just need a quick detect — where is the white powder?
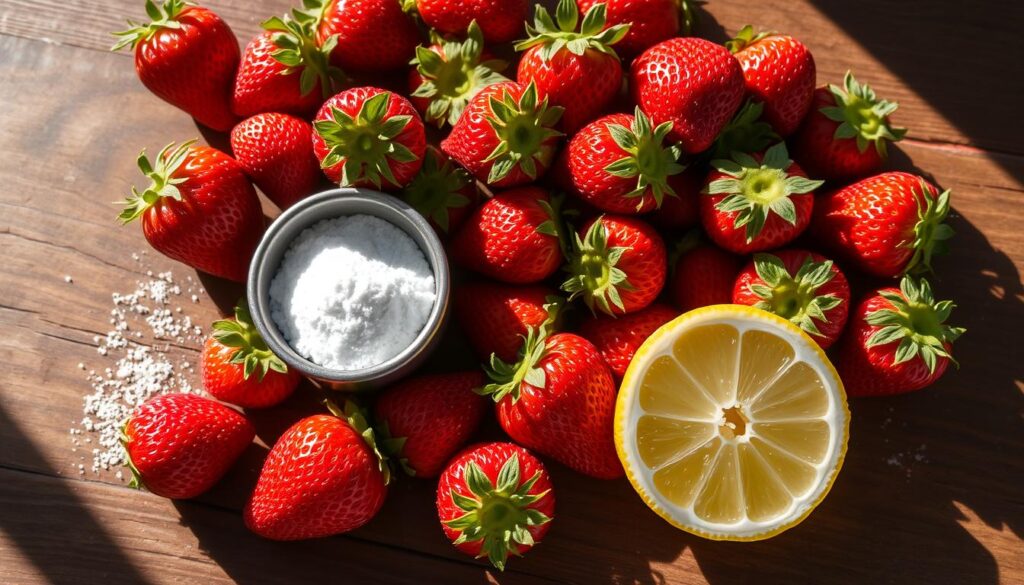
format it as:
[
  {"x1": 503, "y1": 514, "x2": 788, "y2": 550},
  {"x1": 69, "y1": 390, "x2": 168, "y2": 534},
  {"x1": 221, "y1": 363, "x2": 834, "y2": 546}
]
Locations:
[{"x1": 269, "y1": 214, "x2": 436, "y2": 370}]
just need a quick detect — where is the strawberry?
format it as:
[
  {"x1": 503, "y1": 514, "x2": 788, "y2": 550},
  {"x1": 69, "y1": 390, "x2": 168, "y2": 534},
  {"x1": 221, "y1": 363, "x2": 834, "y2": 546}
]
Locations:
[
  {"x1": 441, "y1": 81, "x2": 563, "y2": 188},
  {"x1": 837, "y1": 277, "x2": 964, "y2": 397},
  {"x1": 400, "y1": 147, "x2": 479, "y2": 235},
  {"x1": 630, "y1": 37, "x2": 745, "y2": 154},
  {"x1": 449, "y1": 187, "x2": 564, "y2": 284},
  {"x1": 312, "y1": 87, "x2": 426, "y2": 189},
  {"x1": 454, "y1": 282, "x2": 562, "y2": 362},
  {"x1": 311, "y1": 0, "x2": 421, "y2": 73},
  {"x1": 373, "y1": 372, "x2": 487, "y2": 477},
  {"x1": 700, "y1": 142, "x2": 822, "y2": 254},
  {"x1": 481, "y1": 329, "x2": 622, "y2": 479},
  {"x1": 122, "y1": 394, "x2": 254, "y2": 499},
  {"x1": 230, "y1": 113, "x2": 322, "y2": 210},
  {"x1": 645, "y1": 168, "x2": 701, "y2": 230},
  {"x1": 201, "y1": 300, "x2": 301, "y2": 409},
  {"x1": 119, "y1": 141, "x2": 264, "y2": 282},
  {"x1": 232, "y1": 11, "x2": 342, "y2": 119},
  {"x1": 577, "y1": 0, "x2": 696, "y2": 57},
  {"x1": 669, "y1": 232, "x2": 742, "y2": 312},
  {"x1": 557, "y1": 108, "x2": 685, "y2": 214},
  {"x1": 732, "y1": 250, "x2": 850, "y2": 349},
  {"x1": 245, "y1": 401, "x2": 389, "y2": 540},
  {"x1": 408, "y1": 23, "x2": 509, "y2": 128},
  {"x1": 515, "y1": 0, "x2": 630, "y2": 134},
  {"x1": 436, "y1": 442, "x2": 554, "y2": 570},
  {"x1": 412, "y1": 0, "x2": 530, "y2": 44},
  {"x1": 792, "y1": 72, "x2": 907, "y2": 180},
  {"x1": 563, "y1": 215, "x2": 667, "y2": 315},
  {"x1": 811, "y1": 172, "x2": 953, "y2": 277},
  {"x1": 726, "y1": 26, "x2": 816, "y2": 137},
  {"x1": 112, "y1": 0, "x2": 239, "y2": 132},
  {"x1": 578, "y1": 303, "x2": 678, "y2": 378}
]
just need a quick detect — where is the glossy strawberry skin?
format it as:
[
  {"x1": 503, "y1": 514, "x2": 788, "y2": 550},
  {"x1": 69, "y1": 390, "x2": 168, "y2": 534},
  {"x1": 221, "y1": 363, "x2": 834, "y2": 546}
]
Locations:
[
  {"x1": 581, "y1": 215, "x2": 667, "y2": 314},
  {"x1": 437, "y1": 442, "x2": 555, "y2": 558},
  {"x1": 733, "y1": 34, "x2": 816, "y2": 137},
  {"x1": 811, "y1": 172, "x2": 937, "y2": 277},
  {"x1": 838, "y1": 290, "x2": 951, "y2": 396},
  {"x1": 316, "y1": 0, "x2": 421, "y2": 72},
  {"x1": 131, "y1": 6, "x2": 239, "y2": 132},
  {"x1": 374, "y1": 372, "x2": 487, "y2": 478},
  {"x1": 232, "y1": 33, "x2": 325, "y2": 119},
  {"x1": 124, "y1": 394, "x2": 254, "y2": 499},
  {"x1": 732, "y1": 249, "x2": 850, "y2": 349},
  {"x1": 670, "y1": 244, "x2": 742, "y2": 312},
  {"x1": 245, "y1": 414, "x2": 387, "y2": 541},
  {"x1": 578, "y1": 303, "x2": 678, "y2": 378},
  {"x1": 792, "y1": 87, "x2": 883, "y2": 180},
  {"x1": 517, "y1": 47, "x2": 622, "y2": 135},
  {"x1": 449, "y1": 187, "x2": 563, "y2": 284},
  {"x1": 630, "y1": 38, "x2": 745, "y2": 153},
  {"x1": 139, "y1": 145, "x2": 264, "y2": 282},
  {"x1": 311, "y1": 87, "x2": 426, "y2": 188},
  {"x1": 200, "y1": 336, "x2": 302, "y2": 409},
  {"x1": 496, "y1": 333, "x2": 623, "y2": 479},
  {"x1": 577, "y1": 0, "x2": 680, "y2": 57},
  {"x1": 455, "y1": 281, "x2": 555, "y2": 362},
  {"x1": 416, "y1": 0, "x2": 528, "y2": 44},
  {"x1": 230, "y1": 113, "x2": 322, "y2": 210}
]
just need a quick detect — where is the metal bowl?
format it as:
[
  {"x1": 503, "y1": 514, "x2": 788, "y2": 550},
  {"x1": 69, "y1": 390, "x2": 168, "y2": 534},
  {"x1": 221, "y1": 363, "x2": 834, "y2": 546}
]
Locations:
[{"x1": 246, "y1": 188, "x2": 450, "y2": 392}]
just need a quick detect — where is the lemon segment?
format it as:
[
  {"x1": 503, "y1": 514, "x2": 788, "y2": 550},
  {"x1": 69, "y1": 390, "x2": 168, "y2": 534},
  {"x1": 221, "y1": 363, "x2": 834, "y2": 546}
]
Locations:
[{"x1": 615, "y1": 305, "x2": 849, "y2": 541}]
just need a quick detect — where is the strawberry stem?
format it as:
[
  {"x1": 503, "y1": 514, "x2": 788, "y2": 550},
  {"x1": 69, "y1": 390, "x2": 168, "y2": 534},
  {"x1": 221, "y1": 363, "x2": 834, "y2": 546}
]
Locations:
[
  {"x1": 212, "y1": 299, "x2": 288, "y2": 382},
  {"x1": 514, "y1": 0, "x2": 630, "y2": 61},
  {"x1": 111, "y1": 0, "x2": 188, "y2": 52},
  {"x1": 400, "y1": 148, "x2": 473, "y2": 233},
  {"x1": 479, "y1": 328, "x2": 548, "y2": 403},
  {"x1": 263, "y1": 10, "x2": 345, "y2": 99},
  {"x1": 820, "y1": 71, "x2": 907, "y2": 156},
  {"x1": 603, "y1": 107, "x2": 685, "y2": 209},
  {"x1": 118, "y1": 140, "x2": 195, "y2": 224},
  {"x1": 905, "y1": 180, "x2": 954, "y2": 275},
  {"x1": 748, "y1": 253, "x2": 842, "y2": 338},
  {"x1": 561, "y1": 218, "x2": 635, "y2": 315},
  {"x1": 324, "y1": 399, "x2": 393, "y2": 485},
  {"x1": 482, "y1": 82, "x2": 563, "y2": 184}
]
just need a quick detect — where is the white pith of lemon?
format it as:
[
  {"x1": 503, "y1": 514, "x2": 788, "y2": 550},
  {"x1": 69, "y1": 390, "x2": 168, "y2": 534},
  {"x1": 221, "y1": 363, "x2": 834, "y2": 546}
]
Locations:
[{"x1": 614, "y1": 305, "x2": 850, "y2": 541}]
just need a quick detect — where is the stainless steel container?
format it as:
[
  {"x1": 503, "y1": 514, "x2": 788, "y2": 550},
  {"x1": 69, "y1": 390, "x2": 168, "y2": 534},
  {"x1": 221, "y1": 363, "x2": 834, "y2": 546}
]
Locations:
[{"x1": 246, "y1": 188, "x2": 450, "y2": 392}]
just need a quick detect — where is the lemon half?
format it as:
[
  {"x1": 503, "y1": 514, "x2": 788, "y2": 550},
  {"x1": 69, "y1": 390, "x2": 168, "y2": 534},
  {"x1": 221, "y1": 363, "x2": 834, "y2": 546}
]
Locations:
[{"x1": 614, "y1": 305, "x2": 849, "y2": 541}]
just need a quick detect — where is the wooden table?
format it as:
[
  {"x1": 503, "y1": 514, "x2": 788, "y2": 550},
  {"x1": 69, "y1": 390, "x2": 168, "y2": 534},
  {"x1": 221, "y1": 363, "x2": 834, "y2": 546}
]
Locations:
[{"x1": 2, "y1": 1, "x2": 1022, "y2": 583}]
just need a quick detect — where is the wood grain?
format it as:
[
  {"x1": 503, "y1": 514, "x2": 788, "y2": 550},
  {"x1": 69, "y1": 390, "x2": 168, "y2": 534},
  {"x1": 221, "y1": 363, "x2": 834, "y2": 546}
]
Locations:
[{"x1": 0, "y1": 1, "x2": 1022, "y2": 583}]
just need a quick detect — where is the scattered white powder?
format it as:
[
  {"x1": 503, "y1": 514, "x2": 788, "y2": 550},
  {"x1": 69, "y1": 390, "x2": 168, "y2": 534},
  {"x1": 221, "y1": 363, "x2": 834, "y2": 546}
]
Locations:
[
  {"x1": 885, "y1": 444, "x2": 929, "y2": 479},
  {"x1": 269, "y1": 214, "x2": 436, "y2": 371}
]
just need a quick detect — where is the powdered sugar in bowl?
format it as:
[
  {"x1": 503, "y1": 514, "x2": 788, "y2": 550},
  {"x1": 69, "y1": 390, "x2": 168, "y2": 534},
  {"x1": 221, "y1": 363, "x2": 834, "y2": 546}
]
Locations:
[{"x1": 247, "y1": 188, "x2": 450, "y2": 391}]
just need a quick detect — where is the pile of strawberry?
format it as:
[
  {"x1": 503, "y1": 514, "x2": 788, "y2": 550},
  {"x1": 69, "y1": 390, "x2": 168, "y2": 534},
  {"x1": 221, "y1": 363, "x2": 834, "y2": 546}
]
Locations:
[{"x1": 112, "y1": 0, "x2": 965, "y2": 571}]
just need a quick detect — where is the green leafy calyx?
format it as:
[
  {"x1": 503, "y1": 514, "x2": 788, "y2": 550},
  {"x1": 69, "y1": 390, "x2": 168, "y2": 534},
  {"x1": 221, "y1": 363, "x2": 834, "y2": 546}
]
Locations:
[
  {"x1": 822, "y1": 71, "x2": 907, "y2": 156},
  {"x1": 705, "y1": 142, "x2": 823, "y2": 242},
  {"x1": 904, "y1": 180, "x2": 954, "y2": 275},
  {"x1": 262, "y1": 10, "x2": 344, "y2": 99},
  {"x1": 514, "y1": 0, "x2": 630, "y2": 61},
  {"x1": 561, "y1": 218, "x2": 635, "y2": 315},
  {"x1": 711, "y1": 100, "x2": 780, "y2": 159},
  {"x1": 603, "y1": 107, "x2": 686, "y2": 209},
  {"x1": 865, "y1": 276, "x2": 965, "y2": 372},
  {"x1": 118, "y1": 140, "x2": 194, "y2": 223},
  {"x1": 483, "y1": 82, "x2": 563, "y2": 184},
  {"x1": 325, "y1": 399, "x2": 393, "y2": 485},
  {"x1": 724, "y1": 24, "x2": 772, "y2": 53},
  {"x1": 401, "y1": 149, "x2": 474, "y2": 233},
  {"x1": 119, "y1": 420, "x2": 145, "y2": 490},
  {"x1": 479, "y1": 327, "x2": 549, "y2": 404},
  {"x1": 212, "y1": 299, "x2": 288, "y2": 382},
  {"x1": 111, "y1": 0, "x2": 190, "y2": 52},
  {"x1": 748, "y1": 254, "x2": 842, "y2": 338}
]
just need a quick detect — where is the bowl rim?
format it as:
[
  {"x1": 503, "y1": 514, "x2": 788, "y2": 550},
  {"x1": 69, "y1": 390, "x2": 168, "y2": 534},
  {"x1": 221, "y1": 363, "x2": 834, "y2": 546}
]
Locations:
[{"x1": 245, "y1": 187, "x2": 450, "y2": 384}]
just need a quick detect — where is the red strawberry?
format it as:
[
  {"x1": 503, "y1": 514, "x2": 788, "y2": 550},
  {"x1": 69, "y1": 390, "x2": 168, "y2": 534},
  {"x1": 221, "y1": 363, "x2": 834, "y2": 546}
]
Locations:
[
  {"x1": 112, "y1": 0, "x2": 239, "y2": 132},
  {"x1": 119, "y1": 141, "x2": 264, "y2": 282},
  {"x1": 577, "y1": 0, "x2": 696, "y2": 57},
  {"x1": 201, "y1": 300, "x2": 301, "y2": 409},
  {"x1": 232, "y1": 12, "x2": 342, "y2": 118},
  {"x1": 122, "y1": 394, "x2": 254, "y2": 499},
  {"x1": 557, "y1": 108, "x2": 685, "y2": 214},
  {"x1": 669, "y1": 232, "x2": 742, "y2": 312},
  {"x1": 409, "y1": 23, "x2": 509, "y2": 128},
  {"x1": 563, "y1": 215, "x2": 667, "y2": 315},
  {"x1": 838, "y1": 277, "x2": 964, "y2": 396},
  {"x1": 515, "y1": 0, "x2": 629, "y2": 134},
  {"x1": 413, "y1": 0, "x2": 529, "y2": 44},
  {"x1": 811, "y1": 172, "x2": 953, "y2": 277},
  {"x1": 312, "y1": 0, "x2": 421, "y2": 72},
  {"x1": 373, "y1": 372, "x2": 487, "y2": 477},
  {"x1": 436, "y1": 442, "x2": 554, "y2": 570},
  {"x1": 792, "y1": 72, "x2": 907, "y2": 180},
  {"x1": 230, "y1": 113, "x2": 322, "y2": 210},
  {"x1": 726, "y1": 26, "x2": 816, "y2": 137},
  {"x1": 645, "y1": 168, "x2": 701, "y2": 230},
  {"x1": 482, "y1": 329, "x2": 622, "y2": 479},
  {"x1": 578, "y1": 303, "x2": 678, "y2": 378},
  {"x1": 700, "y1": 142, "x2": 821, "y2": 254},
  {"x1": 400, "y1": 147, "x2": 479, "y2": 236},
  {"x1": 449, "y1": 187, "x2": 564, "y2": 284},
  {"x1": 441, "y1": 81, "x2": 563, "y2": 188},
  {"x1": 732, "y1": 250, "x2": 850, "y2": 349},
  {"x1": 245, "y1": 402, "x2": 389, "y2": 540},
  {"x1": 312, "y1": 87, "x2": 426, "y2": 189},
  {"x1": 454, "y1": 281, "x2": 562, "y2": 362},
  {"x1": 630, "y1": 37, "x2": 745, "y2": 153}
]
